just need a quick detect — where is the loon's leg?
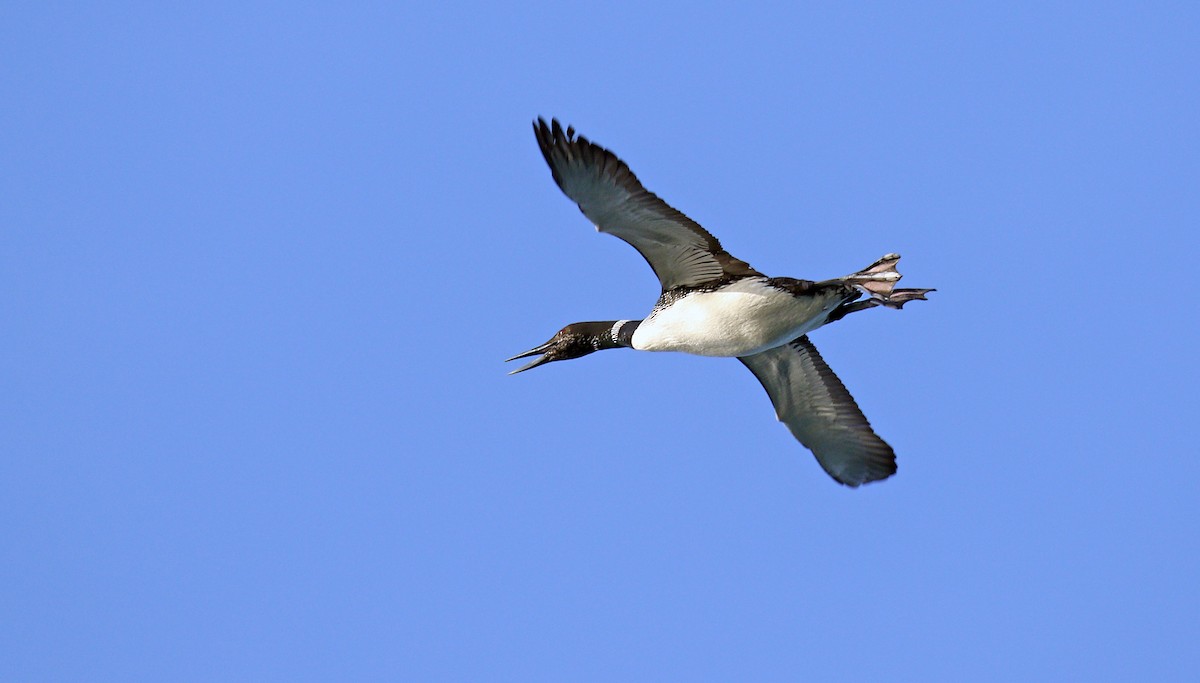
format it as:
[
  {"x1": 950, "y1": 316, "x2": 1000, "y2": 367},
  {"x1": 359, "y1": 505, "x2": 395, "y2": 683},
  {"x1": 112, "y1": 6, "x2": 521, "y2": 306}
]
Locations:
[{"x1": 827, "y1": 288, "x2": 934, "y2": 323}]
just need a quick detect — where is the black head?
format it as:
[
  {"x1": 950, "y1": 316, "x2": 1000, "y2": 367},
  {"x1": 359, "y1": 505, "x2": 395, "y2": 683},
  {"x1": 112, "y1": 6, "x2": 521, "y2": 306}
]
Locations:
[{"x1": 506, "y1": 321, "x2": 631, "y2": 374}]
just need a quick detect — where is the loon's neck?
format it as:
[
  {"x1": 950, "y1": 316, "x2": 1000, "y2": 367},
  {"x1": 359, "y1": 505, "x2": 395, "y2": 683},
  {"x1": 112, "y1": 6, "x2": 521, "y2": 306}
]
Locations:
[{"x1": 605, "y1": 319, "x2": 641, "y2": 349}]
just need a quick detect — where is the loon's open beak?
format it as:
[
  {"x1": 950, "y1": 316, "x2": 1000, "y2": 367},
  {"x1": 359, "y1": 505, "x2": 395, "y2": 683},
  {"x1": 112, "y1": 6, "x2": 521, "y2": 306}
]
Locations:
[{"x1": 505, "y1": 340, "x2": 556, "y2": 375}]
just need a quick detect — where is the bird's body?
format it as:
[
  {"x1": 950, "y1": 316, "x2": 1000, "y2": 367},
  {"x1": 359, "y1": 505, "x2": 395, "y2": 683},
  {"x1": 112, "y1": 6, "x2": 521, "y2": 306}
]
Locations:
[
  {"x1": 509, "y1": 118, "x2": 933, "y2": 487},
  {"x1": 631, "y1": 277, "x2": 850, "y2": 357}
]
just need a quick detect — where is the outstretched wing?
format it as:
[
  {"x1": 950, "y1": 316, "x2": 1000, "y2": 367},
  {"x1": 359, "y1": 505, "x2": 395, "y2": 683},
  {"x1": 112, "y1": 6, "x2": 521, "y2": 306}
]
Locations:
[
  {"x1": 739, "y1": 336, "x2": 897, "y2": 486},
  {"x1": 534, "y1": 118, "x2": 759, "y2": 291}
]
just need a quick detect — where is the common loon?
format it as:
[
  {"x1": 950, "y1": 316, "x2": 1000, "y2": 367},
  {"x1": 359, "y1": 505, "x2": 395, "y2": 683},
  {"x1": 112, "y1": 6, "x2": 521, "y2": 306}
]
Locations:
[{"x1": 508, "y1": 118, "x2": 933, "y2": 487}]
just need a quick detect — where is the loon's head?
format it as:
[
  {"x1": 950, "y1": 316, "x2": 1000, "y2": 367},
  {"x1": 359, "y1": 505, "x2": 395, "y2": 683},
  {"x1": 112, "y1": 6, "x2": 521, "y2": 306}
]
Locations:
[
  {"x1": 504, "y1": 319, "x2": 638, "y2": 372},
  {"x1": 506, "y1": 321, "x2": 622, "y2": 374}
]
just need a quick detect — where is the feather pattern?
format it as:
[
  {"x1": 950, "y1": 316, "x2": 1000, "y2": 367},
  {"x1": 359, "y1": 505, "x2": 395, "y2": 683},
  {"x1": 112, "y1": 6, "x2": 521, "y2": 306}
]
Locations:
[
  {"x1": 738, "y1": 336, "x2": 897, "y2": 486},
  {"x1": 533, "y1": 118, "x2": 759, "y2": 290}
]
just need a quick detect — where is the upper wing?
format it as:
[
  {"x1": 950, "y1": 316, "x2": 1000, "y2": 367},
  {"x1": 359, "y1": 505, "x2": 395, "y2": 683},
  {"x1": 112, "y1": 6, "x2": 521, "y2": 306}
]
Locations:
[
  {"x1": 534, "y1": 118, "x2": 759, "y2": 291},
  {"x1": 738, "y1": 336, "x2": 897, "y2": 487}
]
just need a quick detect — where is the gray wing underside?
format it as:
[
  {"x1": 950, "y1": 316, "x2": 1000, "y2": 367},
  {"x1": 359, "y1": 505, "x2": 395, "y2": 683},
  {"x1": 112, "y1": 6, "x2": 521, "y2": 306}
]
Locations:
[
  {"x1": 739, "y1": 336, "x2": 897, "y2": 487},
  {"x1": 534, "y1": 118, "x2": 759, "y2": 291}
]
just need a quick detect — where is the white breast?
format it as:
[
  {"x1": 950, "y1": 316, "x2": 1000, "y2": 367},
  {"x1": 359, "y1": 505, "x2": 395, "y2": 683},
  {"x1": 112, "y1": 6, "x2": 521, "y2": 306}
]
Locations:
[{"x1": 631, "y1": 278, "x2": 843, "y2": 357}]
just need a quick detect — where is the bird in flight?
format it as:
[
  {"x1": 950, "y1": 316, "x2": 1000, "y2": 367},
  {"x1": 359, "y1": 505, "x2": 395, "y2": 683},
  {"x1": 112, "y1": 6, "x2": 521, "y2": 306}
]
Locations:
[{"x1": 509, "y1": 118, "x2": 932, "y2": 486}]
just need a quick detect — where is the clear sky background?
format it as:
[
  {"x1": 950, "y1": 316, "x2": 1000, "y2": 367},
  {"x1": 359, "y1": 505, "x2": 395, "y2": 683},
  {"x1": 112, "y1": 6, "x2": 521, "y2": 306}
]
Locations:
[{"x1": 3, "y1": 3, "x2": 1197, "y2": 681}]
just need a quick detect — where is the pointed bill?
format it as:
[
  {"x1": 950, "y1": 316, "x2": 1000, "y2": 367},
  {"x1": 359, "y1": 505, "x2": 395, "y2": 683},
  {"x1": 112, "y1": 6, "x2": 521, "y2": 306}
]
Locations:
[
  {"x1": 505, "y1": 339, "x2": 556, "y2": 374},
  {"x1": 506, "y1": 354, "x2": 554, "y2": 375}
]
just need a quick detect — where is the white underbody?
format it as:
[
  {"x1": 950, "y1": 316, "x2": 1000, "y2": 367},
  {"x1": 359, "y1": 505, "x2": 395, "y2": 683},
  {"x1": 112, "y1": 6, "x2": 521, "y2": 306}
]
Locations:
[{"x1": 631, "y1": 278, "x2": 846, "y2": 357}]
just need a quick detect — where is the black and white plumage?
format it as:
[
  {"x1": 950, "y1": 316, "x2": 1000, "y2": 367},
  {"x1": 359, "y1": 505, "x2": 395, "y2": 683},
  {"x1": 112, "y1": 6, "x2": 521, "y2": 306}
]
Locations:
[{"x1": 509, "y1": 118, "x2": 933, "y2": 487}]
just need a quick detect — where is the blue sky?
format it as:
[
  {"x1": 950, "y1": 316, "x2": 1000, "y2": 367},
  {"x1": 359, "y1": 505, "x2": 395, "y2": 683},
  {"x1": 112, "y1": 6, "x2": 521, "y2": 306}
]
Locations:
[{"x1": 2, "y1": 2, "x2": 1197, "y2": 680}]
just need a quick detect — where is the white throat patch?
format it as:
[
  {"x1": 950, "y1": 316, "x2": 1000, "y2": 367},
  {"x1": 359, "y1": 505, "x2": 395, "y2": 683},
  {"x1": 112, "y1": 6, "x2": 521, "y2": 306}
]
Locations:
[{"x1": 610, "y1": 320, "x2": 631, "y2": 343}]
